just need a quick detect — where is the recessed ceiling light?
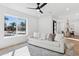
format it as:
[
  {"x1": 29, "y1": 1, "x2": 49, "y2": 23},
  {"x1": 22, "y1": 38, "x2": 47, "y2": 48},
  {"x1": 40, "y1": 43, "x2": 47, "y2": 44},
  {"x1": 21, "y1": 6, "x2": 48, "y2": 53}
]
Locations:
[
  {"x1": 36, "y1": 9, "x2": 39, "y2": 11},
  {"x1": 66, "y1": 8, "x2": 70, "y2": 11}
]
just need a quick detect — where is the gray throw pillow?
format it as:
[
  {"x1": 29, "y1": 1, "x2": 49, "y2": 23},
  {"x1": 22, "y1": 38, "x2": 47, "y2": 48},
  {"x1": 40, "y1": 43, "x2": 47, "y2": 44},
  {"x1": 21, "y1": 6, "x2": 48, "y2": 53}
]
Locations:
[{"x1": 48, "y1": 34, "x2": 55, "y2": 41}]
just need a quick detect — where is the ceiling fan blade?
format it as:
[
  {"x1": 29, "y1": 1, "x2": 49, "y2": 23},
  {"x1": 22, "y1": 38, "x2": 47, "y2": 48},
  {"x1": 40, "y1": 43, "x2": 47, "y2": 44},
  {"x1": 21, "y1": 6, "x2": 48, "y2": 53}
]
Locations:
[
  {"x1": 36, "y1": 3, "x2": 40, "y2": 9},
  {"x1": 27, "y1": 7, "x2": 36, "y2": 9},
  {"x1": 40, "y1": 3, "x2": 47, "y2": 9},
  {"x1": 39, "y1": 10, "x2": 43, "y2": 14}
]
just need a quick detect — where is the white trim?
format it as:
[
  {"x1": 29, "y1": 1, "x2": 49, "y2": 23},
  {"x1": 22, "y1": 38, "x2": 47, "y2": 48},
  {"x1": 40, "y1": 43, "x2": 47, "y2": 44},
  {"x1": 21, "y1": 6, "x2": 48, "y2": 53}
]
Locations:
[{"x1": 4, "y1": 15, "x2": 28, "y2": 37}]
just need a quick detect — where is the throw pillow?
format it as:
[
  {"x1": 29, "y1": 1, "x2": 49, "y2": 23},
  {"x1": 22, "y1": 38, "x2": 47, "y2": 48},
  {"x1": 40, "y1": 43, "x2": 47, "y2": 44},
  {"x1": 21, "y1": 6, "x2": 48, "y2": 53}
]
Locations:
[
  {"x1": 54, "y1": 34, "x2": 63, "y2": 41},
  {"x1": 47, "y1": 33, "x2": 55, "y2": 41},
  {"x1": 32, "y1": 32, "x2": 40, "y2": 39},
  {"x1": 40, "y1": 33, "x2": 46, "y2": 40}
]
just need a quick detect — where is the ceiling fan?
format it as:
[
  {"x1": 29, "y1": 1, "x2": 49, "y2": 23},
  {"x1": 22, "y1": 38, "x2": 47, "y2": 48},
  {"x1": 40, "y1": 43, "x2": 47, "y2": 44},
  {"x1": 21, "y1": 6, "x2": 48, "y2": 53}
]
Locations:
[{"x1": 27, "y1": 3, "x2": 47, "y2": 14}]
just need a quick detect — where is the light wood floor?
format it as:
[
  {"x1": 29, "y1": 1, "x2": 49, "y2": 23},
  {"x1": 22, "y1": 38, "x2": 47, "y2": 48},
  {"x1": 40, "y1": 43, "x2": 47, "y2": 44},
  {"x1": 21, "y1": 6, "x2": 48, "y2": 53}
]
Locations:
[
  {"x1": 0, "y1": 41, "x2": 27, "y2": 55},
  {"x1": 65, "y1": 36, "x2": 79, "y2": 56}
]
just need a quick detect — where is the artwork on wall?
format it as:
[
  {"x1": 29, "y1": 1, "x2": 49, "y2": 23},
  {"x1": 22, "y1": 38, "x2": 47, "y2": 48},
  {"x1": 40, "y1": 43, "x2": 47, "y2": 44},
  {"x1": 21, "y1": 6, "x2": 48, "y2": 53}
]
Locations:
[{"x1": 4, "y1": 16, "x2": 27, "y2": 36}]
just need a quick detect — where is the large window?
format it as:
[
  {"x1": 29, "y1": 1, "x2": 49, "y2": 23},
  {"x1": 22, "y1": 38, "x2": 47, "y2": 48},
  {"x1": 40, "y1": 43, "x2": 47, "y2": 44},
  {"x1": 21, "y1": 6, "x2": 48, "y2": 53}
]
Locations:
[
  {"x1": 17, "y1": 18, "x2": 26, "y2": 34},
  {"x1": 4, "y1": 16, "x2": 27, "y2": 36}
]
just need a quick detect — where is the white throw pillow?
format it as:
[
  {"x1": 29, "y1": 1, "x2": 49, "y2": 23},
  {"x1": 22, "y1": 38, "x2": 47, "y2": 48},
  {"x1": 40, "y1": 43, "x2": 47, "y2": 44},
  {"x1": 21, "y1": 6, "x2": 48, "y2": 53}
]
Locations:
[
  {"x1": 40, "y1": 33, "x2": 46, "y2": 40},
  {"x1": 33, "y1": 32, "x2": 40, "y2": 38},
  {"x1": 54, "y1": 34, "x2": 63, "y2": 41}
]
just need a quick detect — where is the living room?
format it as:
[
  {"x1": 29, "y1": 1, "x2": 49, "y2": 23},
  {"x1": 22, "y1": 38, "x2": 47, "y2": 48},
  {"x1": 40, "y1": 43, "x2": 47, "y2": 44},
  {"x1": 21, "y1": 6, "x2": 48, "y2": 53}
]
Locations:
[{"x1": 0, "y1": 2, "x2": 79, "y2": 57}]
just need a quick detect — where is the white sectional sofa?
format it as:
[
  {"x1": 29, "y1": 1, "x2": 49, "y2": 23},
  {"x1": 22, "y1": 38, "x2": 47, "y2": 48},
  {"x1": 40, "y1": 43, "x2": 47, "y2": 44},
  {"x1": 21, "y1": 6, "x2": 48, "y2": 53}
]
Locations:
[{"x1": 28, "y1": 33, "x2": 64, "y2": 53}]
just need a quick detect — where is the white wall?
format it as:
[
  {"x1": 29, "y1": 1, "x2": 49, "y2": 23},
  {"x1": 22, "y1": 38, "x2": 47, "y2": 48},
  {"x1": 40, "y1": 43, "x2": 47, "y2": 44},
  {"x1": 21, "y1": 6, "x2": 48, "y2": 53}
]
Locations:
[
  {"x1": 38, "y1": 15, "x2": 61, "y2": 34},
  {"x1": 38, "y1": 13, "x2": 79, "y2": 35},
  {"x1": 0, "y1": 5, "x2": 38, "y2": 48},
  {"x1": 38, "y1": 16, "x2": 53, "y2": 34},
  {"x1": 28, "y1": 17, "x2": 38, "y2": 35}
]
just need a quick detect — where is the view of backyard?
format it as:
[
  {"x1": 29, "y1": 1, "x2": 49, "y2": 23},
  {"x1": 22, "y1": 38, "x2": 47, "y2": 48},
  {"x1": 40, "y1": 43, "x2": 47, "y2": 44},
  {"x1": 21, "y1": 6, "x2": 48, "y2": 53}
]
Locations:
[{"x1": 4, "y1": 16, "x2": 26, "y2": 36}]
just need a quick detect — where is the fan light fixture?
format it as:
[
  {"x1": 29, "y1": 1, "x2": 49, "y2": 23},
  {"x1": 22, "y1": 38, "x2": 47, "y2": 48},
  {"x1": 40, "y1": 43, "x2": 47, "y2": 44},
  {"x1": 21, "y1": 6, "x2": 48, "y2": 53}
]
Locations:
[
  {"x1": 36, "y1": 9, "x2": 39, "y2": 11},
  {"x1": 27, "y1": 3, "x2": 47, "y2": 14},
  {"x1": 66, "y1": 8, "x2": 70, "y2": 11}
]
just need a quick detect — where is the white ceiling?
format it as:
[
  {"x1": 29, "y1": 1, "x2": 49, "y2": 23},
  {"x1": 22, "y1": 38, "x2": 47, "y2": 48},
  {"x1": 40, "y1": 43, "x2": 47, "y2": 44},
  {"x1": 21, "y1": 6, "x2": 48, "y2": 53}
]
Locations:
[{"x1": 0, "y1": 3, "x2": 79, "y2": 18}]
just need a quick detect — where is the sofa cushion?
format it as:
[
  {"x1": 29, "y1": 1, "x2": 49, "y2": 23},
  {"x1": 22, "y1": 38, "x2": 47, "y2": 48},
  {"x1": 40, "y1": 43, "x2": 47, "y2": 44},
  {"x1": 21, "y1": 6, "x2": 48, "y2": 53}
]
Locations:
[
  {"x1": 28, "y1": 38, "x2": 60, "y2": 47},
  {"x1": 43, "y1": 40, "x2": 60, "y2": 47}
]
